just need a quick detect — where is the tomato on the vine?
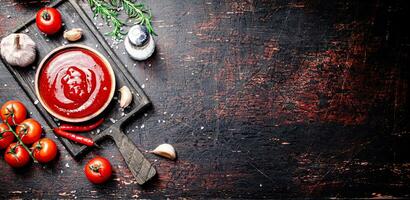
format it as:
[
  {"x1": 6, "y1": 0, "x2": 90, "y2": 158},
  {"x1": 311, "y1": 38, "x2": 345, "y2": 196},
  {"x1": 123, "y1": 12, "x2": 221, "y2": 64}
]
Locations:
[
  {"x1": 4, "y1": 143, "x2": 30, "y2": 168},
  {"x1": 32, "y1": 138, "x2": 58, "y2": 163},
  {"x1": 16, "y1": 118, "x2": 42, "y2": 145},
  {"x1": 0, "y1": 123, "x2": 15, "y2": 150},
  {"x1": 84, "y1": 157, "x2": 112, "y2": 184},
  {"x1": 0, "y1": 100, "x2": 27, "y2": 126},
  {"x1": 36, "y1": 7, "x2": 62, "y2": 35}
]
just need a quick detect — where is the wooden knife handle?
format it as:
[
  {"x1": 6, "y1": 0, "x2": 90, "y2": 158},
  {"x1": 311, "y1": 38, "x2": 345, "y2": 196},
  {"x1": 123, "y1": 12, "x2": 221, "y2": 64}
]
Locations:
[{"x1": 109, "y1": 127, "x2": 156, "y2": 185}]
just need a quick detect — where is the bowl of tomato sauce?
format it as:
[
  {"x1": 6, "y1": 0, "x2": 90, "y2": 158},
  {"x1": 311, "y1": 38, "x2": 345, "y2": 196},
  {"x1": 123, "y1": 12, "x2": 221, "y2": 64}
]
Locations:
[{"x1": 35, "y1": 44, "x2": 116, "y2": 123}]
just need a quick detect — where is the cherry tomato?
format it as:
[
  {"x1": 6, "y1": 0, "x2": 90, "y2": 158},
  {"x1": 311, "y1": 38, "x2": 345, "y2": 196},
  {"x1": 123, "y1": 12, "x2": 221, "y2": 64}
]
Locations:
[
  {"x1": 16, "y1": 118, "x2": 42, "y2": 145},
  {"x1": 0, "y1": 123, "x2": 15, "y2": 150},
  {"x1": 84, "y1": 157, "x2": 112, "y2": 184},
  {"x1": 32, "y1": 138, "x2": 58, "y2": 163},
  {"x1": 36, "y1": 7, "x2": 62, "y2": 35},
  {"x1": 0, "y1": 100, "x2": 27, "y2": 126},
  {"x1": 4, "y1": 143, "x2": 30, "y2": 168}
]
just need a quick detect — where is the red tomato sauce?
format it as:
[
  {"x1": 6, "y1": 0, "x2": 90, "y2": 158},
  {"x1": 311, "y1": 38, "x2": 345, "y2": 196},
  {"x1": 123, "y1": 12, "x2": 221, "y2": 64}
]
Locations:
[{"x1": 38, "y1": 48, "x2": 113, "y2": 119}]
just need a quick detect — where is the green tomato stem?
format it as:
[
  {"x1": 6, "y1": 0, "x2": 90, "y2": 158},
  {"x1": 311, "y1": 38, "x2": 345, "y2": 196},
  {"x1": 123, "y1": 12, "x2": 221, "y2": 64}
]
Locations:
[
  {"x1": 5, "y1": 122, "x2": 38, "y2": 163},
  {"x1": 41, "y1": 11, "x2": 51, "y2": 21}
]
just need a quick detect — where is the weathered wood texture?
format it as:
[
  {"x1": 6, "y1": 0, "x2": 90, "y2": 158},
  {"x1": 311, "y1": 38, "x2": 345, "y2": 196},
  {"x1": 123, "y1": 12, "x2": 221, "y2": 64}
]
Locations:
[
  {"x1": 0, "y1": 0, "x2": 409, "y2": 198},
  {"x1": 4, "y1": 0, "x2": 151, "y2": 157},
  {"x1": 2, "y1": 0, "x2": 156, "y2": 184}
]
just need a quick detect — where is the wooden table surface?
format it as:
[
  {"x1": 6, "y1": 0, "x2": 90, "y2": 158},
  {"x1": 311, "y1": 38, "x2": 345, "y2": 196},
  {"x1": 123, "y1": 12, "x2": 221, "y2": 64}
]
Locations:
[{"x1": 0, "y1": 0, "x2": 409, "y2": 199}]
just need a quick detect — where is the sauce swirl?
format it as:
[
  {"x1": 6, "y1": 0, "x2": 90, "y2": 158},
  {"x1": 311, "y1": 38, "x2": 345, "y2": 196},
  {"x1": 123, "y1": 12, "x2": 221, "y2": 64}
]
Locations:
[{"x1": 38, "y1": 48, "x2": 113, "y2": 119}]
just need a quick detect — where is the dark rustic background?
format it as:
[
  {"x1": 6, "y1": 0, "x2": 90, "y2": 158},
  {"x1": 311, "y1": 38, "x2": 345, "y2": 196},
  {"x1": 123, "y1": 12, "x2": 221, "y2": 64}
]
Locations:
[{"x1": 0, "y1": 0, "x2": 409, "y2": 198}]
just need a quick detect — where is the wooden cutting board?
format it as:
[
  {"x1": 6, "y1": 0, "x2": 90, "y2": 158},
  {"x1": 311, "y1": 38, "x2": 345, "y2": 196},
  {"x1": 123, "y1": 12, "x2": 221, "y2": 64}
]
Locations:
[{"x1": 0, "y1": 0, "x2": 156, "y2": 185}]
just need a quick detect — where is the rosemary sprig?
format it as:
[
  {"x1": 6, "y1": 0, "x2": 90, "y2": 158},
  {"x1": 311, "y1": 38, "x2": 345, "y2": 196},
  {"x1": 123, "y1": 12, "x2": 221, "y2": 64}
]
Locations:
[
  {"x1": 113, "y1": 0, "x2": 156, "y2": 35},
  {"x1": 88, "y1": 0, "x2": 125, "y2": 39},
  {"x1": 87, "y1": 0, "x2": 156, "y2": 39}
]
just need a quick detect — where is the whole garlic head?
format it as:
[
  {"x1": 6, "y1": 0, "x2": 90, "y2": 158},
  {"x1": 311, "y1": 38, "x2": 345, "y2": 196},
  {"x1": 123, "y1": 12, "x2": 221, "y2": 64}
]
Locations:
[{"x1": 0, "y1": 33, "x2": 36, "y2": 67}]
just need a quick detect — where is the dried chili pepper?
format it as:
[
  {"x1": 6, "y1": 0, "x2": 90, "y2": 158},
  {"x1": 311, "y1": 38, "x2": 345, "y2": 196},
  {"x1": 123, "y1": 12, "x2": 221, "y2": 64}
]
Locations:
[
  {"x1": 59, "y1": 118, "x2": 104, "y2": 132},
  {"x1": 53, "y1": 128, "x2": 95, "y2": 147}
]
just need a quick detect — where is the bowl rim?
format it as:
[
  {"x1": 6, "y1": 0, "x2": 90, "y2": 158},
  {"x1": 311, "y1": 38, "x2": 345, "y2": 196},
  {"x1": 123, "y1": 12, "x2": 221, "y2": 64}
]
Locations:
[{"x1": 34, "y1": 44, "x2": 116, "y2": 123}]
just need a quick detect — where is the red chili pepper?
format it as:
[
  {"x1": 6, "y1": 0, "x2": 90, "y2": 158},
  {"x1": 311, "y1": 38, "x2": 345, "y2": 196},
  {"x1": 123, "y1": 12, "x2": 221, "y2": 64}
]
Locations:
[
  {"x1": 59, "y1": 118, "x2": 104, "y2": 132},
  {"x1": 53, "y1": 128, "x2": 95, "y2": 147}
]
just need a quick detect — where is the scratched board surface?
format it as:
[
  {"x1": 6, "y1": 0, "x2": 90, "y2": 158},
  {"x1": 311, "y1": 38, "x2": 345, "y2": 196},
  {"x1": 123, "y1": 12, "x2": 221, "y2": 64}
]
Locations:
[
  {"x1": 0, "y1": 0, "x2": 150, "y2": 158},
  {"x1": 0, "y1": 0, "x2": 410, "y2": 199}
]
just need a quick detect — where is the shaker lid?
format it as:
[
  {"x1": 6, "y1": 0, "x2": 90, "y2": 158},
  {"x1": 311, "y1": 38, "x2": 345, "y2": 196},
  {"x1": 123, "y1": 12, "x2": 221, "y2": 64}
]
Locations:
[{"x1": 127, "y1": 25, "x2": 150, "y2": 47}]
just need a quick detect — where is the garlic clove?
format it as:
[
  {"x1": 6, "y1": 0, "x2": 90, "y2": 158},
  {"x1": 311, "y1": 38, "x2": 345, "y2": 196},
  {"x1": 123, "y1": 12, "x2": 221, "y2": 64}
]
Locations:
[
  {"x1": 151, "y1": 144, "x2": 176, "y2": 160},
  {"x1": 119, "y1": 86, "x2": 132, "y2": 108},
  {"x1": 63, "y1": 28, "x2": 83, "y2": 42}
]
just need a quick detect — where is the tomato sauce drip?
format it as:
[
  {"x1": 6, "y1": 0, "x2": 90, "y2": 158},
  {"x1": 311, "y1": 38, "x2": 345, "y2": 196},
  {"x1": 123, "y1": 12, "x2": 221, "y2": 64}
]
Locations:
[{"x1": 38, "y1": 48, "x2": 112, "y2": 119}]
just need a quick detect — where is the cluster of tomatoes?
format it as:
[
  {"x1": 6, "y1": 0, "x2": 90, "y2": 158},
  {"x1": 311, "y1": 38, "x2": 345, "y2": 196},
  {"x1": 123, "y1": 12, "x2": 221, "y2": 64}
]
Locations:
[
  {"x1": 0, "y1": 100, "x2": 112, "y2": 184},
  {"x1": 0, "y1": 100, "x2": 57, "y2": 167},
  {"x1": 0, "y1": 6, "x2": 114, "y2": 183}
]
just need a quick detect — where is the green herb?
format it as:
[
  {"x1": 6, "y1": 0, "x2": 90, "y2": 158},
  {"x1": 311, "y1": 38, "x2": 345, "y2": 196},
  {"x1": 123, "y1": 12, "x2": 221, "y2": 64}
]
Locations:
[
  {"x1": 88, "y1": 0, "x2": 125, "y2": 39},
  {"x1": 112, "y1": 0, "x2": 156, "y2": 35},
  {"x1": 88, "y1": 0, "x2": 156, "y2": 39}
]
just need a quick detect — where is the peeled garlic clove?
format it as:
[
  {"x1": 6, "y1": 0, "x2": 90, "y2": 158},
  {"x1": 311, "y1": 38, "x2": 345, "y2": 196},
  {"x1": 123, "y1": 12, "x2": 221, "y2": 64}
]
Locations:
[
  {"x1": 151, "y1": 144, "x2": 176, "y2": 160},
  {"x1": 63, "y1": 28, "x2": 83, "y2": 42},
  {"x1": 119, "y1": 86, "x2": 132, "y2": 108}
]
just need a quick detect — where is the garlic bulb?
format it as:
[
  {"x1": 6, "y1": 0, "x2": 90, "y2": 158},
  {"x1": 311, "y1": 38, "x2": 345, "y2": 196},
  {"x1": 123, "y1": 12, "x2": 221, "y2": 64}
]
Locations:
[
  {"x1": 151, "y1": 144, "x2": 176, "y2": 160},
  {"x1": 0, "y1": 33, "x2": 36, "y2": 67}
]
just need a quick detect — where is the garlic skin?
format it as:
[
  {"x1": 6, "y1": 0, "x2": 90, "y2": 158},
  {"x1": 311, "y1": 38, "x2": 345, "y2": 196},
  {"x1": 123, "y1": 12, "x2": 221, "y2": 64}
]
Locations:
[
  {"x1": 64, "y1": 28, "x2": 83, "y2": 42},
  {"x1": 151, "y1": 144, "x2": 176, "y2": 160},
  {"x1": 0, "y1": 33, "x2": 36, "y2": 67},
  {"x1": 119, "y1": 86, "x2": 133, "y2": 108}
]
